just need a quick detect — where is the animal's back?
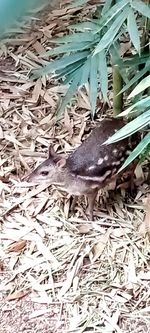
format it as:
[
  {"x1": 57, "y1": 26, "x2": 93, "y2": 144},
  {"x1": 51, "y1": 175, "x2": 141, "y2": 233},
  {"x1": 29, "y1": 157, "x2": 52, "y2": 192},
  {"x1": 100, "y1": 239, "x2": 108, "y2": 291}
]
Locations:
[{"x1": 66, "y1": 118, "x2": 136, "y2": 178}]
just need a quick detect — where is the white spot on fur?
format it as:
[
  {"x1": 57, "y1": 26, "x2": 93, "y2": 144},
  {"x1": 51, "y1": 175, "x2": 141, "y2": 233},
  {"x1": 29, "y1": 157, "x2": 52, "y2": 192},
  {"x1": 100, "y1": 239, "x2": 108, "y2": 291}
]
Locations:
[
  {"x1": 120, "y1": 146, "x2": 125, "y2": 151},
  {"x1": 113, "y1": 149, "x2": 118, "y2": 155},
  {"x1": 97, "y1": 158, "x2": 104, "y2": 165},
  {"x1": 112, "y1": 160, "x2": 121, "y2": 166},
  {"x1": 120, "y1": 157, "x2": 125, "y2": 162},
  {"x1": 87, "y1": 165, "x2": 95, "y2": 171},
  {"x1": 104, "y1": 155, "x2": 108, "y2": 161}
]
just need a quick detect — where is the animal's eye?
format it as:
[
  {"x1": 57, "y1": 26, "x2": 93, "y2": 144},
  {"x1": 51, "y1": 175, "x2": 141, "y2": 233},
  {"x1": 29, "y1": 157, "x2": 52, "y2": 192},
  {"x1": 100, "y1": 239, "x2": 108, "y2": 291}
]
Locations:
[{"x1": 41, "y1": 171, "x2": 49, "y2": 176}]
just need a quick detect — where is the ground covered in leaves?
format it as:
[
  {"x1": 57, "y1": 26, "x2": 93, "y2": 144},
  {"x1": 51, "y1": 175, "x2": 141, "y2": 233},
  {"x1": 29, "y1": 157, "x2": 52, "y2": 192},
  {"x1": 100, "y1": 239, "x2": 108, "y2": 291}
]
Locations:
[{"x1": 0, "y1": 1, "x2": 150, "y2": 332}]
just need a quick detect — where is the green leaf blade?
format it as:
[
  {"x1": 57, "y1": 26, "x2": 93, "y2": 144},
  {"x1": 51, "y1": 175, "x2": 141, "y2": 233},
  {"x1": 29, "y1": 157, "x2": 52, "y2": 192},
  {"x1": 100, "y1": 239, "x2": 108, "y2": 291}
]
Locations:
[
  {"x1": 98, "y1": 51, "x2": 108, "y2": 101},
  {"x1": 57, "y1": 70, "x2": 82, "y2": 117},
  {"x1": 128, "y1": 74, "x2": 150, "y2": 98},
  {"x1": 50, "y1": 32, "x2": 96, "y2": 44},
  {"x1": 119, "y1": 132, "x2": 150, "y2": 172},
  {"x1": 89, "y1": 55, "x2": 98, "y2": 117},
  {"x1": 79, "y1": 58, "x2": 91, "y2": 86},
  {"x1": 127, "y1": 9, "x2": 140, "y2": 53},
  {"x1": 118, "y1": 96, "x2": 150, "y2": 117},
  {"x1": 105, "y1": 110, "x2": 150, "y2": 143},
  {"x1": 31, "y1": 51, "x2": 89, "y2": 78},
  {"x1": 94, "y1": 6, "x2": 130, "y2": 54},
  {"x1": 96, "y1": 0, "x2": 129, "y2": 33},
  {"x1": 132, "y1": 0, "x2": 150, "y2": 19},
  {"x1": 119, "y1": 61, "x2": 150, "y2": 95},
  {"x1": 45, "y1": 41, "x2": 92, "y2": 57}
]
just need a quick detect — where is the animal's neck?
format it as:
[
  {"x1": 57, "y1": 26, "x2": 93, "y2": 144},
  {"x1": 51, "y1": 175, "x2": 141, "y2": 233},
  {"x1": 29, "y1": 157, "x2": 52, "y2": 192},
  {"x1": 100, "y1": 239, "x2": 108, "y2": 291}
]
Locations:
[
  {"x1": 55, "y1": 167, "x2": 98, "y2": 196},
  {"x1": 53, "y1": 167, "x2": 73, "y2": 187}
]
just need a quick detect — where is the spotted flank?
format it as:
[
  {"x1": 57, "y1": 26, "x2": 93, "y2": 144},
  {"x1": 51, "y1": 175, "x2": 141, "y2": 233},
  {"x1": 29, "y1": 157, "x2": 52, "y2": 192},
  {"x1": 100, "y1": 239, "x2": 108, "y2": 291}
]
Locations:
[
  {"x1": 87, "y1": 165, "x2": 96, "y2": 171},
  {"x1": 97, "y1": 158, "x2": 104, "y2": 165},
  {"x1": 104, "y1": 155, "x2": 108, "y2": 161}
]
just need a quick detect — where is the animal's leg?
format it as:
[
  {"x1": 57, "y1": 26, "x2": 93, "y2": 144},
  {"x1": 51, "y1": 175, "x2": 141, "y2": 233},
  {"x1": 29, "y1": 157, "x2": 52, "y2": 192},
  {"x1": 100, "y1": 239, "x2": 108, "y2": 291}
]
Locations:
[
  {"x1": 85, "y1": 190, "x2": 98, "y2": 220},
  {"x1": 70, "y1": 196, "x2": 78, "y2": 213}
]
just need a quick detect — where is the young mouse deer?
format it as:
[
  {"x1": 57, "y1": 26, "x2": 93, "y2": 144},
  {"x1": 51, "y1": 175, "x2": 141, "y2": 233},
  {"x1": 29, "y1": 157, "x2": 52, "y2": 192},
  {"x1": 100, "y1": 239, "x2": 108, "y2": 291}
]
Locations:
[{"x1": 24, "y1": 118, "x2": 139, "y2": 220}]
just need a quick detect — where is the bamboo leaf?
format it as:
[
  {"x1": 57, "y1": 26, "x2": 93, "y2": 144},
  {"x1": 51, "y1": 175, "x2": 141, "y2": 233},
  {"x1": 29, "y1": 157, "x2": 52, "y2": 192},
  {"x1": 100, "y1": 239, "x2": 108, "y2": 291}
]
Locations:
[
  {"x1": 45, "y1": 41, "x2": 93, "y2": 57},
  {"x1": 94, "y1": 6, "x2": 130, "y2": 54},
  {"x1": 119, "y1": 62, "x2": 150, "y2": 94},
  {"x1": 123, "y1": 53, "x2": 150, "y2": 67},
  {"x1": 31, "y1": 51, "x2": 89, "y2": 78},
  {"x1": 127, "y1": 9, "x2": 140, "y2": 53},
  {"x1": 57, "y1": 70, "x2": 82, "y2": 116},
  {"x1": 128, "y1": 75, "x2": 150, "y2": 98},
  {"x1": 139, "y1": 143, "x2": 150, "y2": 163},
  {"x1": 69, "y1": 21, "x2": 100, "y2": 31},
  {"x1": 132, "y1": 0, "x2": 150, "y2": 19},
  {"x1": 96, "y1": 0, "x2": 129, "y2": 33},
  {"x1": 55, "y1": 60, "x2": 84, "y2": 81},
  {"x1": 110, "y1": 44, "x2": 129, "y2": 84},
  {"x1": 90, "y1": 55, "x2": 98, "y2": 117},
  {"x1": 98, "y1": 51, "x2": 108, "y2": 101},
  {"x1": 119, "y1": 132, "x2": 150, "y2": 172},
  {"x1": 105, "y1": 110, "x2": 150, "y2": 143},
  {"x1": 102, "y1": 0, "x2": 113, "y2": 15},
  {"x1": 80, "y1": 57, "x2": 91, "y2": 86},
  {"x1": 50, "y1": 32, "x2": 96, "y2": 44},
  {"x1": 118, "y1": 97, "x2": 150, "y2": 117}
]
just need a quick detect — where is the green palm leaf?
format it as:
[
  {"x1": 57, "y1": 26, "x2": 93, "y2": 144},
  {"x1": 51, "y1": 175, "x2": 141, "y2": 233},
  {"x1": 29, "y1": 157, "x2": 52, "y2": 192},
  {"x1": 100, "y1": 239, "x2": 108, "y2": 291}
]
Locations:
[
  {"x1": 105, "y1": 110, "x2": 150, "y2": 143},
  {"x1": 119, "y1": 132, "x2": 150, "y2": 172}
]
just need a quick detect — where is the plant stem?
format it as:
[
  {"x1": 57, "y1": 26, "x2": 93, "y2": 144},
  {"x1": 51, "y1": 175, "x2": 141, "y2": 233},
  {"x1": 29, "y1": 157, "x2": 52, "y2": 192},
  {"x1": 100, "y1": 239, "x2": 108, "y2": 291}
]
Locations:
[{"x1": 112, "y1": 65, "x2": 123, "y2": 116}]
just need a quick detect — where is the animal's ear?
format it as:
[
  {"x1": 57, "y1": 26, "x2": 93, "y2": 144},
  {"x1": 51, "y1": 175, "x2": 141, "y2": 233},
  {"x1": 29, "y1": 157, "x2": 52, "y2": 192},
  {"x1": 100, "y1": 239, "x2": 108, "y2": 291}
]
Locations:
[
  {"x1": 56, "y1": 158, "x2": 66, "y2": 168},
  {"x1": 48, "y1": 145, "x2": 58, "y2": 159}
]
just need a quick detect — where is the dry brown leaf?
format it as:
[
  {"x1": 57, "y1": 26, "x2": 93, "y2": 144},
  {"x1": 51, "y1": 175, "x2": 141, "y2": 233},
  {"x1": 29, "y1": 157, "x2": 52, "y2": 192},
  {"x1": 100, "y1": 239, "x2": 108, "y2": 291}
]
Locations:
[
  {"x1": 135, "y1": 164, "x2": 144, "y2": 181},
  {"x1": 120, "y1": 41, "x2": 131, "y2": 56},
  {"x1": 59, "y1": 255, "x2": 83, "y2": 298},
  {"x1": 90, "y1": 229, "x2": 111, "y2": 262},
  {"x1": 31, "y1": 79, "x2": 42, "y2": 103},
  {"x1": 77, "y1": 224, "x2": 91, "y2": 234},
  {"x1": 40, "y1": 89, "x2": 56, "y2": 106},
  {"x1": 5, "y1": 289, "x2": 30, "y2": 301},
  {"x1": 64, "y1": 109, "x2": 73, "y2": 137},
  {"x1": 138, "y1": 271, "x2": 150, "y2": 280},
  {"x1": 0, "y1": 175, "x2": 10, "y2": 183},
  {"x1": 125, "y1": 252, "x2": 137, "y2": 289},
  {"x1": 33, "y1": 41, "x2": 46, "y2": 54},
  {"x1": 6, "y1": 240, "x2": 27, "y2": 252},
  {"x1": 103, "y1": 308, "x2": 121, "y2": 333},
  {"x1": 0, "y1": 125, "x2": 3, "y2": 139},
  {"x1": 0, "y1": 260, "x2": 4, "y2": 271},
  {"x1": 139, "y1": 195, "x2": 150, "y2": 239}
]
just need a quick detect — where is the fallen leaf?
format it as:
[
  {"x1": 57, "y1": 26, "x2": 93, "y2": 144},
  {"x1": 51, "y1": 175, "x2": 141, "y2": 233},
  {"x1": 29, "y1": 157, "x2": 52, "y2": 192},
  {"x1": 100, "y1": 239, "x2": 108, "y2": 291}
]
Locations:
[
  {"x1": 5, "y1": 289, "x2": 30, "y2": 301},
  {"x1": 78, "y1": 224, "x2": 91, "y2": 234},
  {"x1": 7, "y1": 240, "x2": 27, "y2": 252},
  {"x1": 0, "y1": 260, "x2": 4, "y2": 271},
  {"x1": 90, "y1": 229, "x2": 111, "y2": 262},
  {"x1": 5, "y1": 289, "x2": 31, "y2": 301},
  {"x1": 139, "y1": 195, "x2": 150, "y2": 240}
]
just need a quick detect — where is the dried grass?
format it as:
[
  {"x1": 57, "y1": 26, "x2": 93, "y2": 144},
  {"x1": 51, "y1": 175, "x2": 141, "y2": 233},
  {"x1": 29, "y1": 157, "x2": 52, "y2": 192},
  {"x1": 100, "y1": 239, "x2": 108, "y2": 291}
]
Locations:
[{"x1": 0, "y1": 1, "x2": 150, "y2": 333}]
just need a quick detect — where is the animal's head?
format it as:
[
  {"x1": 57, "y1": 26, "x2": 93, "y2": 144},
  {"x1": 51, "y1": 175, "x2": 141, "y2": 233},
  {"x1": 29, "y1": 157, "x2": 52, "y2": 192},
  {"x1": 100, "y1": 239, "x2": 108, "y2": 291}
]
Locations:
[{"x1": 24, "y1": 146, "x2": 67, "y2": 185}]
